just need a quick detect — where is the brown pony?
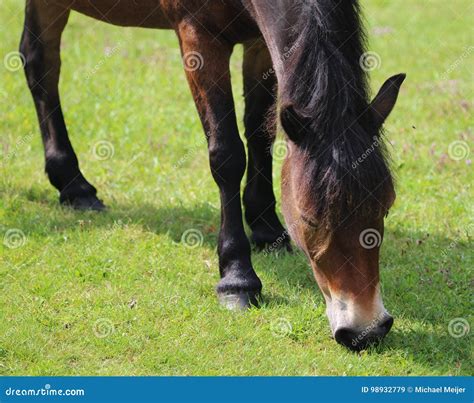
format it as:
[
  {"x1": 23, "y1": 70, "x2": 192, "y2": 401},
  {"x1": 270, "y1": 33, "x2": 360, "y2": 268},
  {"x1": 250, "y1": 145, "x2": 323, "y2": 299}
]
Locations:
[{"x1": 20, "y1": 0, "x2": 405, "y2": 351}]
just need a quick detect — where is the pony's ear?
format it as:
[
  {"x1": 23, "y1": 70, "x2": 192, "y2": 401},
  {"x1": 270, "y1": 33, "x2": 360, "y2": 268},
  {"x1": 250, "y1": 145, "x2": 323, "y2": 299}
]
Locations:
[
  {"x1": 370, "y1": 73, "x2": 406, "y2": 128},
  {"x1": 280, "y1": 105, "x2": 310, "y2": 143}
]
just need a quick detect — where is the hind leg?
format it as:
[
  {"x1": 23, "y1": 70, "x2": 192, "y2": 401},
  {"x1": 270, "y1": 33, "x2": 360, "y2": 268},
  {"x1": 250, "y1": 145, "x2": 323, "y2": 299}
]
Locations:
[
  {"x1": 242, "y1": 39, "x2": 290, "y2": 250},
  {"x1": 20, "y1": 1, "x2": 104, "y2": 210}
]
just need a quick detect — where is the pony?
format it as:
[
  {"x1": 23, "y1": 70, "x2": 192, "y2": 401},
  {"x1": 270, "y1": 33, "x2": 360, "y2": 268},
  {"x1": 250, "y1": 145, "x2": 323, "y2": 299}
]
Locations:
[{"x1": 19, "y1": 0, "x2": 405, "y2": 351}]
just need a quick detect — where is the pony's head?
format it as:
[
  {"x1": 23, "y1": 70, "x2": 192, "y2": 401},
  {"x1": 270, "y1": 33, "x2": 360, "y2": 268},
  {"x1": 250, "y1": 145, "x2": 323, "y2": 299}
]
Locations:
[{"x1": 280, "y1": 74, "x2": 405, "y2": 351}]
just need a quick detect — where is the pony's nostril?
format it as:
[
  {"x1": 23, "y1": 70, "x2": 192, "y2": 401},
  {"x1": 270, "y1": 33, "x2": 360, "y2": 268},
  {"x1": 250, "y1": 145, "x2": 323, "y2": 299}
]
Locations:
[
  {"x1": 334, "y1": 328, "x2": 358, "y2": 350},
  {"x1": 334, "y1": 317, "x2": 394, "y2": 352}
]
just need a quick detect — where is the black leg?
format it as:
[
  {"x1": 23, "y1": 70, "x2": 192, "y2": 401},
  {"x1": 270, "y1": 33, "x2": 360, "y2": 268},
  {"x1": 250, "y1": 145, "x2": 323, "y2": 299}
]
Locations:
[
  {"x1": 20, "y1": 1, "x2": 104, "y2": 210},
  {"x1": 178, "y1": 25, "x2": 262, "y2": 309},
  {"x1": 242, "y1": 40, "x2": 290, "y2": 250}
]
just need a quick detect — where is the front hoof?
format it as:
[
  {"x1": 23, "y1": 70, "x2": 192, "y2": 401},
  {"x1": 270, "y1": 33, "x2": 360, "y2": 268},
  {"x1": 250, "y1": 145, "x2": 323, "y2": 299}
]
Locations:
[
  {"x1": 216, "y1": 272, "x2": 262, "y2": 310},
  {"x1": 218, "y1": 292, "x2": 260, "y2": 310},
  {"x1": 61, "y1": 195, "x2": 106, "y2": 211},
  {"x1": 60, "y1": 182, "x2": 106, "y2": 211}
]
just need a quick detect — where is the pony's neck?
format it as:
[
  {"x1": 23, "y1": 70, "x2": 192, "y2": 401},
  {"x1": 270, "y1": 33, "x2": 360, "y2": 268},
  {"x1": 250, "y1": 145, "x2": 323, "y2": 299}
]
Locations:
[
  {"x1": 246, "y1": 0, "x2": 300, "y2": 82},
  {"x1": 249, "y1": 0, "x2": 370, "y2": 134}
]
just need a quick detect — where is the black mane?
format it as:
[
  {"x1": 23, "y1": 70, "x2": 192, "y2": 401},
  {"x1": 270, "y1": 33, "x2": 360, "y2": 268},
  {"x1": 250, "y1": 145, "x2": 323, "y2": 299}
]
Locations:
[{"x1": 281, "y1": 0, "x2": 393, "y2": 228}]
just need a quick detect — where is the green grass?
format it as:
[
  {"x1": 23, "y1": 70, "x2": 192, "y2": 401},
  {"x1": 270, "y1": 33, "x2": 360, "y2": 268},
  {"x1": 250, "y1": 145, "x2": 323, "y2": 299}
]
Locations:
[{"x1": 0, "y1": 0, "x2": 472, "y2": 376}]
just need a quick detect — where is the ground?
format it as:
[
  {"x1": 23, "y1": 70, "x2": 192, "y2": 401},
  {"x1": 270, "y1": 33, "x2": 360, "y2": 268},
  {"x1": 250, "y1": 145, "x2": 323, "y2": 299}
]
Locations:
[{"x1": 0, "y1": 0, "x2": 472, "y2": 375}]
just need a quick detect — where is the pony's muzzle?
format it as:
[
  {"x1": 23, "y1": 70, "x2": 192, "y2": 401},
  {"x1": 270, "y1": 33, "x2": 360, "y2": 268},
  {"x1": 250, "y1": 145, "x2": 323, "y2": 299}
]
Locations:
[{"x1": 334, "y1": 315, "x2": 394, "y2": 351}]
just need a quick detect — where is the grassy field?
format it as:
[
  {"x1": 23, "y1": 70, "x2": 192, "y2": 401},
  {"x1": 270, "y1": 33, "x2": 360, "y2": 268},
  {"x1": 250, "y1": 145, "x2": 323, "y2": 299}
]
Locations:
[{"x1": 0, "y1": 0, "x2": 472, "y2": 376}]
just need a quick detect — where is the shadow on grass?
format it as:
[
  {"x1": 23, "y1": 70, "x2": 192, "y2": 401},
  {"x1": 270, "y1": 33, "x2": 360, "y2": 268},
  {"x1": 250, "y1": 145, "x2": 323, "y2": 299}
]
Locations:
[
  {"x1": 2, "y1": 184, "x2": 220, "y2": 247},
  {"x1": 2, "y1": 185, "x2": 472, "y2": 368},
  {"x1": 371, "y1": 326, "x2": 472, "y2": 374}
]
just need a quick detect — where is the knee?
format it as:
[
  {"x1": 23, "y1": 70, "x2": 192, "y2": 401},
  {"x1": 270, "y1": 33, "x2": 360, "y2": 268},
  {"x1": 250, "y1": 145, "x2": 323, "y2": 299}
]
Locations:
[
  {"x1": 209, "y1": 140, "x2": 246, "y2": 185},
  {"x1": 243, "y1": 186, "x2": 275, "y2": 215}
]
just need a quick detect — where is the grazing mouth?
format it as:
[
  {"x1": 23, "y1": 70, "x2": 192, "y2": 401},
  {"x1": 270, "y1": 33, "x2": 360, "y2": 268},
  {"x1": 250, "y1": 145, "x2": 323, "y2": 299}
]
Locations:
[{"x1": 334, "y1": 316, "x2": 394, "y2": 352}]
